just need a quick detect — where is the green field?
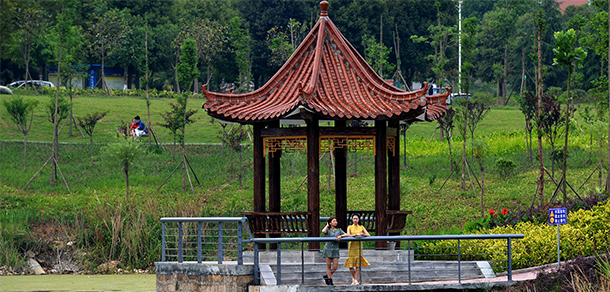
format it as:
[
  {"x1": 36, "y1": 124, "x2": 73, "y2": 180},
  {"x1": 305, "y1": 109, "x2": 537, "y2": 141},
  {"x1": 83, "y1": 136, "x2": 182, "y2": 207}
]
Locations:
[{"x1": 0, "y1": 90, "x2": 605, "y2": 272}]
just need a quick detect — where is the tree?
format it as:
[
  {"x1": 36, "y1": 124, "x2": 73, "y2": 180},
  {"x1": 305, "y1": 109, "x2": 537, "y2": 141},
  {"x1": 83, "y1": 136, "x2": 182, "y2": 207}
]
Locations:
[
  {"x1": 103, "y1": 139, "x2": 142, "y2": 197},
  {"x1": 459, "y1": 17, "x2": 479, "y2": 96},
  {"x1": 2, "y1": 96, "x2": 39, "y2": 168},
  {"x1": 362, "y1": 34, "x2": 395, "y2": 79},
  {"x1": 77, "y1": 111, "x2": 109, "y2": 163},
  {"x1": 229, "y1": 16, "x2": 252, "y2": 93},
  {"x1": 221, "y1": 125, "x2": 250, "y2": 187},
  {"x1": 159, "y1": 96, "x2": 197, "y2": 160},
  {"x1": 471, "y1": 138, "x2": 488, "y2": 217},
  {"x1": 45, "y1": 94, "x2": 70, "y2": 127},
  {"x1": 184, "y1": 18, "x2": 228, "y2": 91},
  {"x1": 518, "y1": 91, "x2": 538, "y2": 165},
  {"x1": 10, "y1": 4, "x2": 48, "y2": 90},
  {"x1": 410, "y1": 1, "x2": 456, "y2": 87},
  {"x1": 266, "y1": 18, "x2": 308, "y2": 68},
  {"x1": 159, "y1": 38, "x2": 201, "y2": 192},
  {"x1": 455, "y1": 99, "x2": 490, "y2": 191},
  {"x1": 552, "y1": 28, "x2": 587, "y2": 204},
  {"x1": 52, "y1": 0, "x2": 83, "y2": 138},
  {"x1": 176, "y1": 39, "x2": 199, "y2": 93},
  {"x1": 539, "y1": 94, "x2": 563, "y2": 178},
  {"x1": 85, "y1": 7, "x2": 131, "y2": 93},
  {"x1": 437, "y1": 107, "x2": 456, "y2": 168}
]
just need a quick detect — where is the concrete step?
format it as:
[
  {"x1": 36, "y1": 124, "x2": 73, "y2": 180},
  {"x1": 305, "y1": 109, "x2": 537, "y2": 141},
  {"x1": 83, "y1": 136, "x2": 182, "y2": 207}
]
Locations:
[{"x1": 261, "y1": 261, "x2": 489, "y2": 285}]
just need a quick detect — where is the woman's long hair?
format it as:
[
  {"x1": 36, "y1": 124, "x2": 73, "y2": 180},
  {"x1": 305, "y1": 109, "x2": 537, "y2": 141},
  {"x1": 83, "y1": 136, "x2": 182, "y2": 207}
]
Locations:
[{"x1": 327, "y1": 216, "x2": 337, "y2": 225}]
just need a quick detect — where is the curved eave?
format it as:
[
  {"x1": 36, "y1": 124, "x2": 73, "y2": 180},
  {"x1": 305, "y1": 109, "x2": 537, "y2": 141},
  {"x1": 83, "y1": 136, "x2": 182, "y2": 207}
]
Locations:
[{"x1": 203, "y1": 11, "x2": 450, "y2": 123}]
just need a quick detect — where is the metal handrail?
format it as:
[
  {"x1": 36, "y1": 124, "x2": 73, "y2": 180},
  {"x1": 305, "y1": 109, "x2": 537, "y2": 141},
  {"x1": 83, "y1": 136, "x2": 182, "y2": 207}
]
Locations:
[
  {"x1": 159, "y1": 217, "x2": 523, "y2": 286},
  {"x1": 244, "y1": 234, "x2": 524, "y2": 285},
  {"x1": 160, "y1": 217, "x2": 247, "y2": 265}
]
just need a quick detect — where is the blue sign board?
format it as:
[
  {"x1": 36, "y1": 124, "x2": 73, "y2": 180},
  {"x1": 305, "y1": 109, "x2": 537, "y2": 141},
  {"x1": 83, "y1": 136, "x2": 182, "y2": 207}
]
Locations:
[
  {"x1": 88, "y1": 67, "x2": 96, "y2": 89},
  {"x1": 548, "y1": 207, "x2": 567, "y2": 225}
]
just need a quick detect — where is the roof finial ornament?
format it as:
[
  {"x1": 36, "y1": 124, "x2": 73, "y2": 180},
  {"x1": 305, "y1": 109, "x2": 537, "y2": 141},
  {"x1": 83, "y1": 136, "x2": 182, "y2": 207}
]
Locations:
[{"x1": 320, "y1": 1, "x2": 328, "y2": 17}]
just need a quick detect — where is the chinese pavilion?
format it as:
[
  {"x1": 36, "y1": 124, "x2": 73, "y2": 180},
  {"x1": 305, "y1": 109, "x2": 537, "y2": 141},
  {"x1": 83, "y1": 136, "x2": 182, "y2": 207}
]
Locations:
[{"x1": 203, "y1": 1, "x2": 449, "y2": 249}]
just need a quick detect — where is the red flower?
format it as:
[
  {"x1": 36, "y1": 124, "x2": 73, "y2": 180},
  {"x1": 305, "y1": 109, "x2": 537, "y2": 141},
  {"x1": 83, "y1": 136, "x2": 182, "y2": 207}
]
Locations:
[
  {"x1": 545, "y1": 200, "x2": 549, "y2": 206},
  {"x1": 501, "y1": 208, "x2": 508, "y2": 215},
  {"x1": 489, "y1": 209, "x2": 495, "y2": 215},
  {"x1": 494, "y1": 214, "x2": 498, "y2": 218}
]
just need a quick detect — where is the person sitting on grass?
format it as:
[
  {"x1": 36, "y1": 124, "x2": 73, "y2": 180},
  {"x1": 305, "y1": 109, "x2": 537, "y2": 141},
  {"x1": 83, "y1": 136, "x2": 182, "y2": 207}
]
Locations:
[{"x1": 130, "y1": 116, "x2": 147, "y2": 139}]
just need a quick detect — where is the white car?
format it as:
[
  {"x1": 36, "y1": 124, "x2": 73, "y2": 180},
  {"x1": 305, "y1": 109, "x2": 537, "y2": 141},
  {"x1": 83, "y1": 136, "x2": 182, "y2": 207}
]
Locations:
[{"x1": 9, "y1": 80, "x2": 56, "y2": 88}]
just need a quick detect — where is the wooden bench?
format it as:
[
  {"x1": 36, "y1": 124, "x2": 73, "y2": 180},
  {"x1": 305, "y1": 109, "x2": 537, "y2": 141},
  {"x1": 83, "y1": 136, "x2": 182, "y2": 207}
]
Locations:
[
  {"x1": 347, "y1": 210, "x2": 412, "y2": 235},
  {"x1": 241, "y1": 211, "x2": 311, "y2": 235}
]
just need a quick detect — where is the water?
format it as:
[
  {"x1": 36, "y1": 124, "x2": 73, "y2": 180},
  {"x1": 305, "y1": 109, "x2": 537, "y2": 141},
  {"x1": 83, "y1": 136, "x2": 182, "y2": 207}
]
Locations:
[{"x1": 0, "y1": 274, "x2": 156, "y2": 291}]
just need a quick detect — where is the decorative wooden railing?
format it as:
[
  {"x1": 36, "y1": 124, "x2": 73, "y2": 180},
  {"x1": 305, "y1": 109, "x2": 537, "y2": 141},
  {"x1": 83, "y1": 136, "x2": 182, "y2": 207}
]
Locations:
[
  {"x1": 241, "y1": 211, "x2": 311, "y2": 235},
  {"x1": 242, "y1": 210, "x2": 412, "y2": 236},
  {"x1": 347, "y1": 210, "x2": 412, "y2": 235}
]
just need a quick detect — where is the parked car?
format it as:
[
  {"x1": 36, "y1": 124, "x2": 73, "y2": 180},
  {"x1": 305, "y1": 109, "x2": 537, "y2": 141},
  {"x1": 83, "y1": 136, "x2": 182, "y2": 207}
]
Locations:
[{"x1": 8, "y1": 80, "x2": 56, "y2": 88}]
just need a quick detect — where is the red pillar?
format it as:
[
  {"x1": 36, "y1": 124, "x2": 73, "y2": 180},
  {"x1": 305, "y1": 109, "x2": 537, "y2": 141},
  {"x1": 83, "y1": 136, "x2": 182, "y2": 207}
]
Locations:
[
  {"x1": 375, "y1": 121, "x2": 387, "y2": 249},
  {"x1": 307, "y1": 118, "x2": 320, "y2": 250}
]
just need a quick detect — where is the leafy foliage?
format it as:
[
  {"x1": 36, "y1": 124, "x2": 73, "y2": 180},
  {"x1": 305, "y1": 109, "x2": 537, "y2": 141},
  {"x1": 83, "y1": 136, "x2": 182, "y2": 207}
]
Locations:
[
  {"x1": 103, "y1": 139, "x2": 143, "y2": 197},
  {"x1": 176, "y1": 39, "x2": 199, "y2": 92},
  {"x1": 45, "y1": 94, "x2": 70, "y2": 125}
]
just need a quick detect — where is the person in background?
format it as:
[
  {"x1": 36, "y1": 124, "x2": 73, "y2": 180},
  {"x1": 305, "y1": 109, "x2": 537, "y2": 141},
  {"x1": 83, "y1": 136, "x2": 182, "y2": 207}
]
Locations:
[
  {"x1": 343, "y1": 213, "x2": 370, "y2": 285},
  {"x1": 130, "y1": 116, "x2": 147, "y2": 138},
  {"x1": 321, "y1": 216, "x2": 345, "y2": 285}
]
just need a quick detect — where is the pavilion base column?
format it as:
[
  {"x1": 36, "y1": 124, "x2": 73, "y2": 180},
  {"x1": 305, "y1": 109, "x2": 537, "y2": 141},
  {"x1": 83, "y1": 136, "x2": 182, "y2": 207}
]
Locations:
[
  {"x1": 269, "y1": 121, "x2": 281, "y2": 250},
  {"x1": 253, "y1": 123, "x2": 266, "y2": 250},
  {"x1": 375, "y1": 121, "x2": 387, "y2": 250},
  {"x1": 388, "y1": 121, "x2": 401, "y2": 248},
  {"x1": 306, "y1": 116, "x2": 320, "y2": 251},
  {"x1": 334, "y1": 121, "x2": 347, "y2": 249}
]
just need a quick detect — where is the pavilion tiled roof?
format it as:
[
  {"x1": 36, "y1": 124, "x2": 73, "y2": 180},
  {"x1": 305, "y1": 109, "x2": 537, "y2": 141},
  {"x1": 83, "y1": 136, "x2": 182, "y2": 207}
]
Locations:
[{"x1": 203, "y1": 1, "x2": 449, "y2": 123}]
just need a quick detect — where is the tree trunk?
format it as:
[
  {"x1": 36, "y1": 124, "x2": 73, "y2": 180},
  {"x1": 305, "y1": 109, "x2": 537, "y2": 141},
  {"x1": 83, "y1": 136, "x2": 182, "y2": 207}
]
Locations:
[
  {"x1": 479, "y1": 160, "x2": 485, "y2": 217},
  {"x1": 461, "y1": 118, "x2": 467, "y2": 190},
  {"x1": 146, "y1": 21, "x2": 151, "y2": 151},
  {"x1": 562, "y1": 69, "x2": 571, "y2": 204},
  {"x1": 102, "y1": 42, "x2": 108, "y2": 94},
  {"x1": 51, "y1": 36, "x2": 63, "y2": 187},
  {"x1": 174, "y1": 53, "x2": 181, "y2": 93},
  {"x1": 606, "y1": 0, "x2": 610, "y2": 192},
  {"x1": 90, "y1": 135, "x2": 94, "y2": 163},
  {"x1": 503, "y1": 43, "x2": 508, "y2": 104},
  {"x1": 23, "y1": 133, "x2": 27, "y2": 169},
  {"x1": 537, "y1": 12, "x2": 545, "y2": 207},
  {"x1": 69, "y1": 75, "x2": 73, "y2": 137},
  {"x1": 125, "y1": 167, "x2": 129, "y2": 197}
]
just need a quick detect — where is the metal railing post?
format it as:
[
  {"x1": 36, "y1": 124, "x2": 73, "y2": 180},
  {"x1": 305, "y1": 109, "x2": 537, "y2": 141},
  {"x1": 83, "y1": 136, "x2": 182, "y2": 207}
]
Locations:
[
  {"x1": 218, "y1": 222, "x2": 224, "y2": 264},
  {"x1": 161, "y1": 222, "x2": 166, "y2": 262},
  {"x1": 254, "y1": 243, "x2": 260, "y2": 285},
  {"x1": 301, "y1": 242, "x2": 304, "y2": 284},
  {"x1": 197, "y1": 222, "x2": 202, "y2": 263},
  {"x1": 238, "y1": 221, "x2": 243, "y2": 265},
  {"x1": 408, "y1": 240, "x2": 411, "y2": 285},
  {"x1": 277, "y1": 242, "x2": 282, "y2": 285},
  {"x1": 178, "y1": 222, "x2": 183, "y2": 263},
  {"x1": 508, "y1": 237, "x2": 513, "y2": 282},
  {"x1": 458, "y1": 239, "x2": 461, "y2": 283}
]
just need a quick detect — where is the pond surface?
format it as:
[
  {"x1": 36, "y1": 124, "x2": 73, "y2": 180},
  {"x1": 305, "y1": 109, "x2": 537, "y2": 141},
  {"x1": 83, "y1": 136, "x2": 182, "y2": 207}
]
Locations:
[{"x1": 0, "y1": 274, "x2": 156, "y2": 291}]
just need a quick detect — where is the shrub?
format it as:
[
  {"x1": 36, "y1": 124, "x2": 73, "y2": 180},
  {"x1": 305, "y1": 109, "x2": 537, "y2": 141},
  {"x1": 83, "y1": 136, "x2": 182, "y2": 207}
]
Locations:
[
  {"x1": 495, "y1": 158, "x2": 516, "y2": 177},
  {"x1": 425, "y1": 200, "x2": 610, "y2": 271}
]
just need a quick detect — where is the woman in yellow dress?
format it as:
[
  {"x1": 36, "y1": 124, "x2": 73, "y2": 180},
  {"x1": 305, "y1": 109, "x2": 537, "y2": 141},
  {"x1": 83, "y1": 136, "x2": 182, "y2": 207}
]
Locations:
[{"x1": 343, "y1": 213, "x2": 370, "y2": 285}]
